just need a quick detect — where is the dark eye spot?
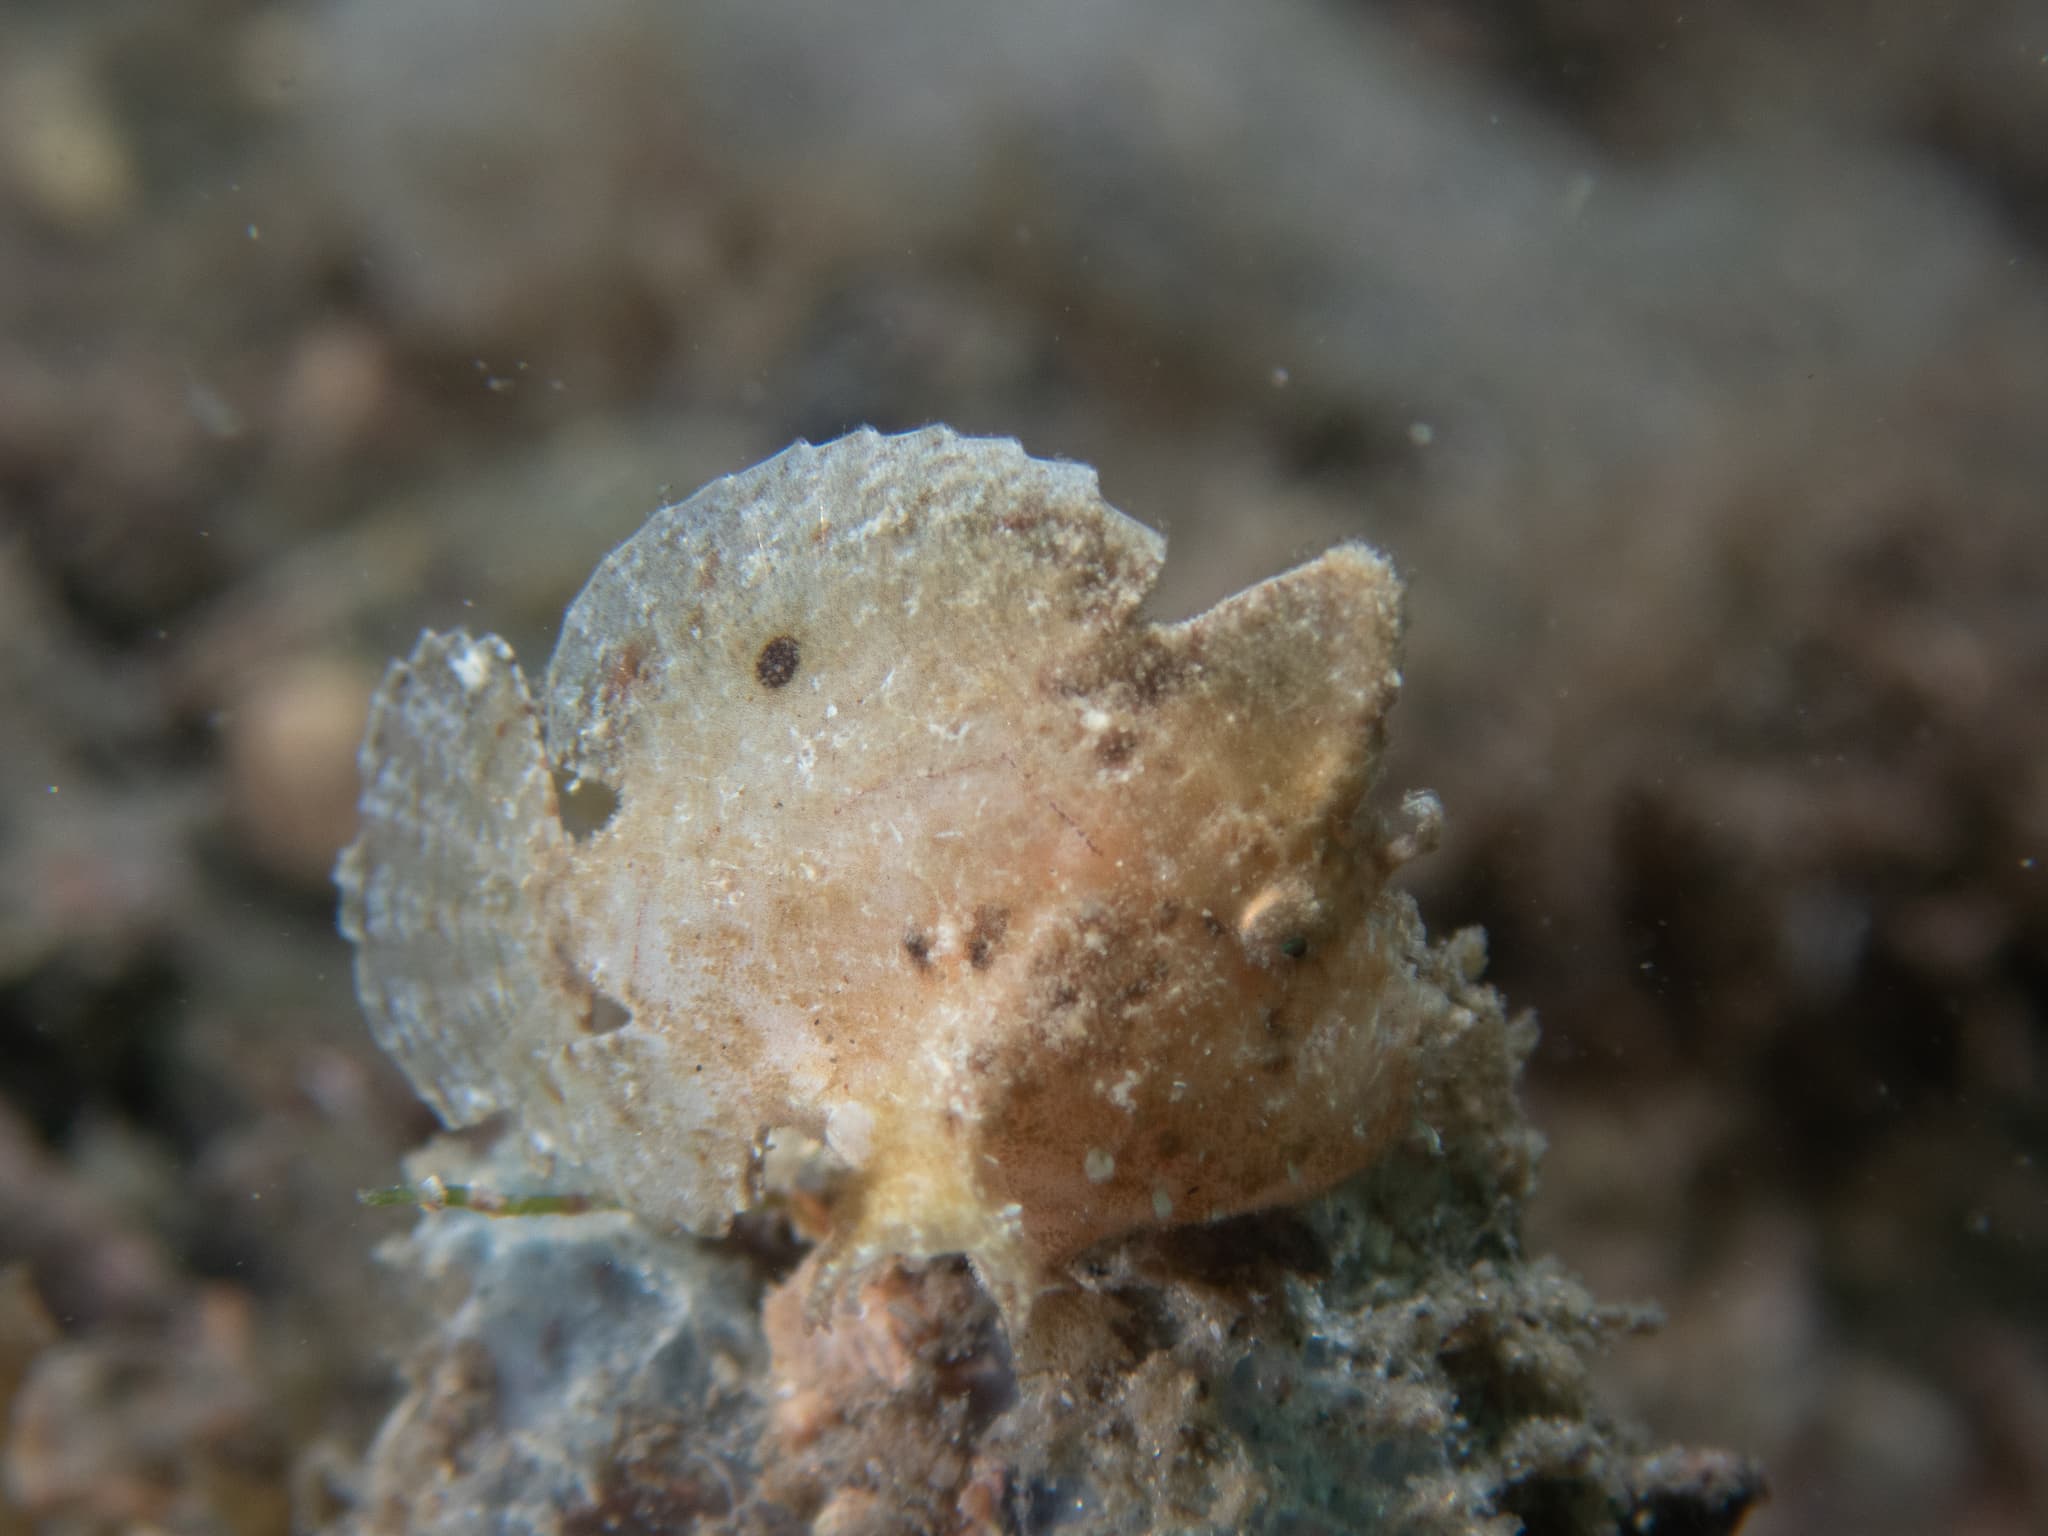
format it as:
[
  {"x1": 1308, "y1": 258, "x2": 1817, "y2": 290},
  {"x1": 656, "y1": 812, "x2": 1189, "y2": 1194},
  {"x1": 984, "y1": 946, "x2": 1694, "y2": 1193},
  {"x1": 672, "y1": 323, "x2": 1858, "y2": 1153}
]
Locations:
[
  {"x1": 1279, "y1": 933, "x2": 1309, "y2": 961},
  {"x1": 755, "y1": 635, "x2": 801, "y2": 689}
]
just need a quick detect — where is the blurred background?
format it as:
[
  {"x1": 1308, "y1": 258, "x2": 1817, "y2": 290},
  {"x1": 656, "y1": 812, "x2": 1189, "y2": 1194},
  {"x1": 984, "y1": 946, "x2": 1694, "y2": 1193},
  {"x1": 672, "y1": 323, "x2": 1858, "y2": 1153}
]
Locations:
[{"x1": 1, "y1": 1, "x2": 2044, "y2": 1532}]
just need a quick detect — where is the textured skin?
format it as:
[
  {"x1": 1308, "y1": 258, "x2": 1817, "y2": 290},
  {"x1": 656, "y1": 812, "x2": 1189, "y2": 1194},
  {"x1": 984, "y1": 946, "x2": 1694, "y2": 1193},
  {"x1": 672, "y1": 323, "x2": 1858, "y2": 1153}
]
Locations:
[
  {"x1": 338, "y1": 427, "x2": 1444, "y2": 1309},
  {"x1": 336, "y1": 633, "x2": 576, "y2": 1128}
]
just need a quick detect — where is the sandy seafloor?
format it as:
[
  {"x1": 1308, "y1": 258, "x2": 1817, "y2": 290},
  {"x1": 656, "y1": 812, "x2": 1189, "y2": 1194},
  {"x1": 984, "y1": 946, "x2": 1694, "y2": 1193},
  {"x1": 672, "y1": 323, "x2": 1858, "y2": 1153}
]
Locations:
[{"x1": 2, "y1": 1, "x2": 2045, "y2": 1532}]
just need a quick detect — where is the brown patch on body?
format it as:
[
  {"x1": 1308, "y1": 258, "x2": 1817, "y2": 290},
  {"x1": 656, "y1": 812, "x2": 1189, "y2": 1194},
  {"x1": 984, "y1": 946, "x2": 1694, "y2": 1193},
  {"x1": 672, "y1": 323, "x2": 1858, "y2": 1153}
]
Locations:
[
  {"x1": 997, "y1": 495, "x2": 1049, "y2": 537},
  {"x1": 603, "y1": 638, "x2": 649, "y2": 707},
  {"x1": 1047, "y1": 634, "x2": 1190, "y2": 712},
  {"x1": 1123, "y1": 638, "x2": 1189, "y2": 706}
]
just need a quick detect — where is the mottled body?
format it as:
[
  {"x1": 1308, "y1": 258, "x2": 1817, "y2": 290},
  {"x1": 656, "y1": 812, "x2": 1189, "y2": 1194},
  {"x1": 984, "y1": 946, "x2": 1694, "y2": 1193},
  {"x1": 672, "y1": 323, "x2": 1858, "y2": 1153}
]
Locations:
[{"x1": 338, "y1": 427, "x2": 1448, "y2": 1312}]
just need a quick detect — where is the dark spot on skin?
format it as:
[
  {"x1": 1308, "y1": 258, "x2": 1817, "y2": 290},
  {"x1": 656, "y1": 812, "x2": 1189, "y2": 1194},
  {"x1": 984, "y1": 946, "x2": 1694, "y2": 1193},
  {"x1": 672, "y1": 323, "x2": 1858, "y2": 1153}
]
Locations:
[
  {"x1": 1280, "y1": 933, "x2": 1310, "y2": 961},
  {"x1": 1095, "y1": 728, "x2": 1138, "y2": 769},
  {"x1": 904, "y1": 928, "x2": 934, "y2": 971},
  {"x1": 967, "y1": 905, "x2": 1010, "y2": 971},
  {"x1": 1202, "y1": 911, "x2": 1227, "y2": 939},
  {"x1": 755, "y1": 634, "x2": 801, "y2": 689}
]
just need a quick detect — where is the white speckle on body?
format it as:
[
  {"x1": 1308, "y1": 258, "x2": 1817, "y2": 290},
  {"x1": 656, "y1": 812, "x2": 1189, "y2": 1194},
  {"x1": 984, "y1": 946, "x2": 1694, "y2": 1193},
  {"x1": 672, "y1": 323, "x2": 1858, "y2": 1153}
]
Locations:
[{"x1": 448, "y1": 641, "x2": 490, "y2": 694}]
